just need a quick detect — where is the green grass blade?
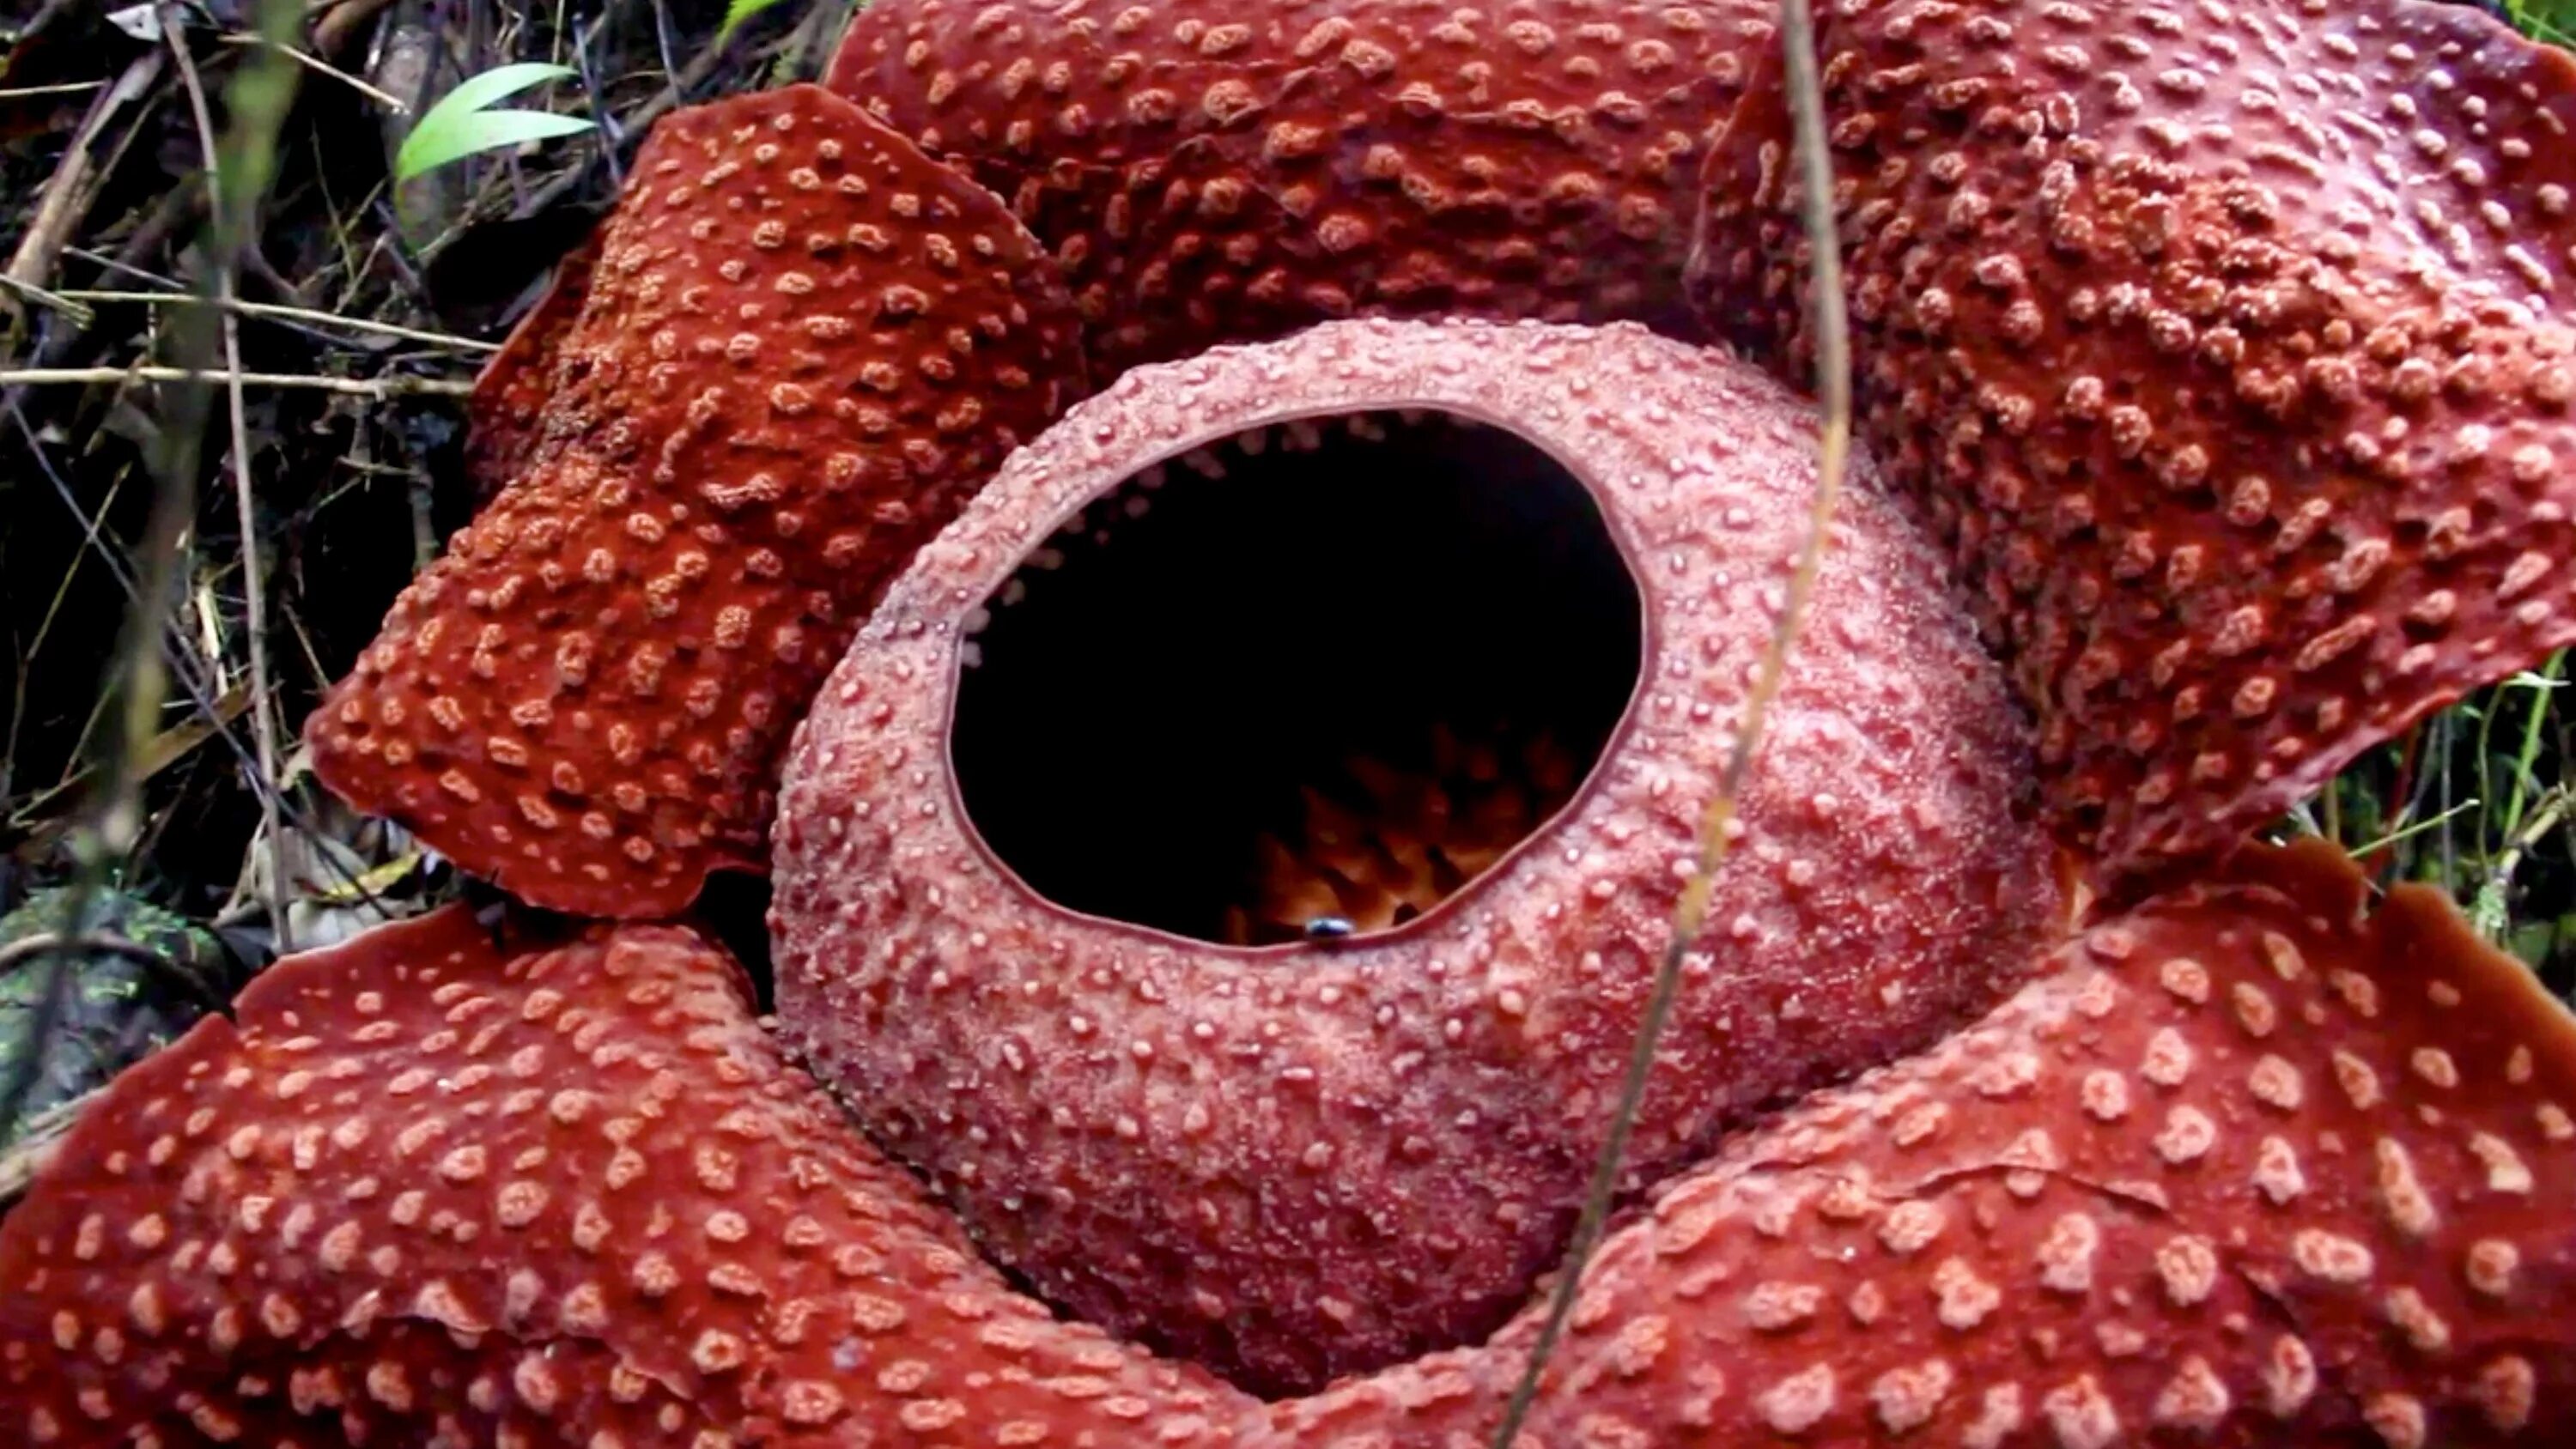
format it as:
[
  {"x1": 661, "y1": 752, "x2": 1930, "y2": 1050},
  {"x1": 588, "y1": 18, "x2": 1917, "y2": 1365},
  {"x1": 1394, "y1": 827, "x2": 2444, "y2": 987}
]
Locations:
[
  {"x1": 2351, "y1": 797, "x2": 2482, "y2": 862},
  {"x1": 720, "y1": 0, "x2": 794, "y2": 39},
  {"x1": 395, "y1": 63, "x2": 593, "y2": 183},
  {"x1": 428, "y1": 62, "x2": 578, "y2": 124}
]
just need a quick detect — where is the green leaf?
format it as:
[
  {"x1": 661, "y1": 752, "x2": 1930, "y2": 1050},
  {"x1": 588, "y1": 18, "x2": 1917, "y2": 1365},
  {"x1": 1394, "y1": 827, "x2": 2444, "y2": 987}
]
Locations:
[
  {"x1": 720, "y1": 0, "x2": 793, "y2": 39},
  {"x1": 395, "y1": 63, "x2": 595, "y2": 183}
]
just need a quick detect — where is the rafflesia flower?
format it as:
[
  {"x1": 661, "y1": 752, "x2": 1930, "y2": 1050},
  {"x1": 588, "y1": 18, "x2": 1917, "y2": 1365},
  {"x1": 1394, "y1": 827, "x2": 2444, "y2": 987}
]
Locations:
[{"x1": 5, "y1": 2, "x2": 2576, "y2": 1446}]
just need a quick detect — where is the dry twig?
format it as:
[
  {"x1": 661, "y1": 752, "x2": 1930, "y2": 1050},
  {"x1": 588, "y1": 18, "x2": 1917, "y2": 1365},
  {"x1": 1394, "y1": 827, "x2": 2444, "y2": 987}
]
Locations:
[
  {"x1": 1488, "y1": 1, "x2": 1856, "y2": 1437},
  {"x1": 219, "y1": 31, "x2": 410, "y2": 113},
  {"x1": 0, "y1": 365, "x2": 471, "y2": 397},
  {"x1": 2, "y1": 52, "x2": 166, "y2": 336},
  {"x1": 167, "y1": 11, "x2": 294, "y2": 951},
  {"x1": 49, "y1": 289, "x2": 497, "y2": 350}
]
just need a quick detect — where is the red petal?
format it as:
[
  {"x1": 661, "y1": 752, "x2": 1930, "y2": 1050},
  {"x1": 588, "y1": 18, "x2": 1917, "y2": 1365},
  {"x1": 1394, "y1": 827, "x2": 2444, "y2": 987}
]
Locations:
[
  {"x1": 1697, "y1": 3, "x2": 2576, "y2": 871},
  {"x1": 826, "y1": 0, "x2": 1773, "y2": 369},
  {"x1": 0, "y1": 906, "x2": 1242, "y2": 1446},
  {"x1": 305, "y1": 84, "x2": 1085, "y2": 917},
  {"x1": 11, "y1": 846, "x2": 2567, "y2": 1445},
  {"x1": 1384, "y1": 839, "x2": 2576, "y2": 1446}
]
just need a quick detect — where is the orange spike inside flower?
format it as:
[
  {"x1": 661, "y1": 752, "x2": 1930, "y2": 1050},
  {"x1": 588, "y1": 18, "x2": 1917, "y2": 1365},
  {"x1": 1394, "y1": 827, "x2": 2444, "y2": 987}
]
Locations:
[
  {"x1": 1226, "y1": 724, "x2": 1584, "y2": 945},
  {"x1": 827, "y1": 0, "x2": 1779, "y2": 369},
  {"x1": 1695, "y1": 0, "x2": 2576, "y2": 873},
  {"x1": 771, "y1": 318, "x2": 2069, "y2": 1393},
  {"x1": 304, "y1": 83, "x2": 1084, "y2": 919}
]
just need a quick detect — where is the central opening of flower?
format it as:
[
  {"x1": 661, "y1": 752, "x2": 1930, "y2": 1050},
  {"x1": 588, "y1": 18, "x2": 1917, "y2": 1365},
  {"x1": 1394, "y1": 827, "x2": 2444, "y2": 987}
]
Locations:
[{"x1": 951, "y1": 409, "x2": 1643, "y2": 947}]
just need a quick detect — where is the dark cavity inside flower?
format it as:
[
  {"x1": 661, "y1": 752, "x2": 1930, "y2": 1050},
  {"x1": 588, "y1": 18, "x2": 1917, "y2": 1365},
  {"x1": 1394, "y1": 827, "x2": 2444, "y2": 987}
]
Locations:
[{"x1": 951, "y1": 410, "x2": 1643, "y2": 947}]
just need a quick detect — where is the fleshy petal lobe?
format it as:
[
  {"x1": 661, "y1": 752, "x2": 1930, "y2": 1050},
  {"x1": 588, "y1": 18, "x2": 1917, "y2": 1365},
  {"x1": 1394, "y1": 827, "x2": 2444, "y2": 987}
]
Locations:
[
  {"x1": 829, "y1": 0, "x2": 1777, "y2": 368},
  {"x1": 1697, "y1": 0, "x2": 2576, "y2": 870},
  {"x1": 305, "y1": 83, "x2": 1084, "y2": 918},
  {"x1": 6, "y1": 844, "x2": 2570, "y2": 1446},
  {"x1": 0, "y1": 907, "x2": 1242, "y2": 1447},
  {"x1": 1288, "y1": 840, "x2": 2576, "y2": 1447}
]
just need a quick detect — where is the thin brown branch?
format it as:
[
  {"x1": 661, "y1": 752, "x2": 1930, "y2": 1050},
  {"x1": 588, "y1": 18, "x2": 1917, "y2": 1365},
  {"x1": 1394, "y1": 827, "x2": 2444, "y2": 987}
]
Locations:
[
  {"x1": 310, "y1": 0, "x2": 402, "y2": 58},
  {"x1": 2, "y1": 51, "x2": 166, "y2": 336},
  {"x1": 1487, "y1": 0, "x2": 1856, "y2": 1438},
  {"x1": 168, "y1": 14, "x2": 294, "y2": 953},
  {"x1": 219, "y1": 31, "x2": 410, "y2": 112},
  {"x1": 0, "y1": 931, "x2": 178, "y2": 976},
  {"x1": 0, "y1": 82, "x2": 108, "y2": 100},
  {"x1": 513, "y1": 21, "x2": 738, "y2": 221},
  {"x1": 0, "y1": 273, "x2": 94, "y2": 329},
  {"x1": 50, "y1": 289, "x2": 499, "y2": 351},
  {"x1": 0, "y1": 366, "x2": 471, "y2": 397}
]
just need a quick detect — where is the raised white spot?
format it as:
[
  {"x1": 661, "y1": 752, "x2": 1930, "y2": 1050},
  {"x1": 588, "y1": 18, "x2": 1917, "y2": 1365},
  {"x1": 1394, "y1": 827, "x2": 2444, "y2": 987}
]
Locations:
[{"x1": 2292, "y1": 1229, "x2": 2375, "y2": 1284}]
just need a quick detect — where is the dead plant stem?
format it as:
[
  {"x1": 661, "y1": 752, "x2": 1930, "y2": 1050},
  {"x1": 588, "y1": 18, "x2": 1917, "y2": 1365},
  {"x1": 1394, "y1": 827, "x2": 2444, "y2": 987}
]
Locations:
[
  {"x1": 50, "y1": 289, "x2": 498, "y2": 351},
  {"x1": 219, "y1": 31, "x2": 410, "y2": 112},
  {"x1": 0, "y1": 82, "x2": 107, "y2": 100},
  {"x1": 1488, "y1": 2, "x2": 1854, "y2": 1440},
  {"x1": 1, "y1": 52, "x2": 165, "y2": 337},
  {"x1": 0, "y1": 365, "x2": 471, "y2": 397},
  {"x1": 168, "y1": 16, "x2": 294, "y2": 953}
]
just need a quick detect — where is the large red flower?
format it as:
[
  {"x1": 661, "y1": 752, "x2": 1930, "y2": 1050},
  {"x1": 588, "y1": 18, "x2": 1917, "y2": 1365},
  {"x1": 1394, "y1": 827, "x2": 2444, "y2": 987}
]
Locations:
[{"x1": 7, "y1": 2, "x2": 2576, "y2": 1445}]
